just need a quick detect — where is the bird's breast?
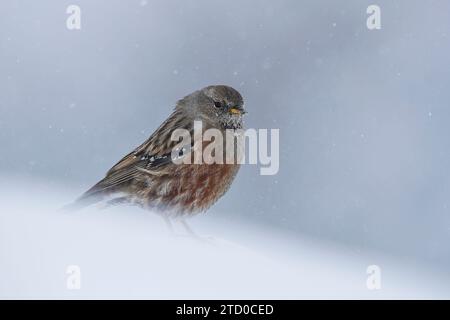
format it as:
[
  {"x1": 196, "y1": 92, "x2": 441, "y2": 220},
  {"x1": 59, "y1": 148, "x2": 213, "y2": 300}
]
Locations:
[{"x1": 141, "y1": 163, "x2": 240, "y2": 215}]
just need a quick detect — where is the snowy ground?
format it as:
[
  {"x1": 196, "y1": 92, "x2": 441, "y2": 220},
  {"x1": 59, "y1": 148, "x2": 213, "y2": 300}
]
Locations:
[{"x1": 0, "y1": 178, "x2": 449, "y2": 299}]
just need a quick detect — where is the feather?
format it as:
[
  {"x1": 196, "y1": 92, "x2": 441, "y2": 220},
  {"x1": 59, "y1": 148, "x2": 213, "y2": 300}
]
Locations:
[{"x1": 69, "y1": 109, "x2": 193, "y2": 210}]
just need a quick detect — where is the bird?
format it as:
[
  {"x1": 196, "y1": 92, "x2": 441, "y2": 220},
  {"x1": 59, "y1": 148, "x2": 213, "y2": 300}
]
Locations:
[{"x1": 68, "y1": 85, "x2": 246, "y2": 230}]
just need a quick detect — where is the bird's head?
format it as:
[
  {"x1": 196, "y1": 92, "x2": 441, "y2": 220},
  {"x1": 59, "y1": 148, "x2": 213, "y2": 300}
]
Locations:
[{"x1": 177, "y1": 85, "x2": 246, "y2": 130}]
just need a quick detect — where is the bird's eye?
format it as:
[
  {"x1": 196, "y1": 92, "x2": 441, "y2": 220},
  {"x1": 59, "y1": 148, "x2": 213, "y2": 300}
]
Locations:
[{"x1": 214, "y1": 101, "x2": 222, "y2": 108}]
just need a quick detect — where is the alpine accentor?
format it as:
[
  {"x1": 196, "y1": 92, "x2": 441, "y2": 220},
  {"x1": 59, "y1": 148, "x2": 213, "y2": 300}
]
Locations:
[{"x1": 71, "y1": 85, "x2": 246, "y2": 217}]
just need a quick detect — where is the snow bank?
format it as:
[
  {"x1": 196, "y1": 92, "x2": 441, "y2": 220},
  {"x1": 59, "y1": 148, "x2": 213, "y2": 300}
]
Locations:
[{"x1": 0, "y1": 179, "x2": 449, "y2": 299}]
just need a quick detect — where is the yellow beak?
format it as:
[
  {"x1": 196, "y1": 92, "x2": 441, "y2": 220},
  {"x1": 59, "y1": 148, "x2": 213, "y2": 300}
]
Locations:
[{"x1": 229, "y1": 108, "x2": 242, "y2": 115}]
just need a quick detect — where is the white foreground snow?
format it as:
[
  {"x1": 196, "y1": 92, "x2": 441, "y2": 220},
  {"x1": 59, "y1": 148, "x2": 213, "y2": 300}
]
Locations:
[{"x1": 0, "y1": 178, "x2": 449, "y2": 299}]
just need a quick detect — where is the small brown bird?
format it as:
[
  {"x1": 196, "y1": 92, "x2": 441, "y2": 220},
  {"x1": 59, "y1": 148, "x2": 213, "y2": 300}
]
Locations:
[{"x1": 70, "y1": 85, "x2": 246, "y2": 224}]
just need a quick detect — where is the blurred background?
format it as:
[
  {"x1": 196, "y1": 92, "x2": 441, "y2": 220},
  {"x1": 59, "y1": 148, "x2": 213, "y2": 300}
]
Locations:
[{"x1": 1, "y1": 0, "x2": 450, "y2": 297}]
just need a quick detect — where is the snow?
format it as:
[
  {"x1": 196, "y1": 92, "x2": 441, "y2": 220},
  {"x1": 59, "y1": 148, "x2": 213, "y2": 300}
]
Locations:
[{"x1": 0, "y1": 178, "x2": 449, "y2": 299}]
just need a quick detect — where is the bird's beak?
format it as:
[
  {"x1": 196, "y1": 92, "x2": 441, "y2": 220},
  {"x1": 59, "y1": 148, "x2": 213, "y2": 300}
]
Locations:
[{"x1": 229, "y1": 107, "x2": 247, "y2": 115}]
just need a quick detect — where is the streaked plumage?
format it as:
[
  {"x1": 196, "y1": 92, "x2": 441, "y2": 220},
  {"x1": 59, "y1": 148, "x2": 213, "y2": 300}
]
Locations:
[{"x1": 70, "y1": 85, "x2": 245, "y2": 216}]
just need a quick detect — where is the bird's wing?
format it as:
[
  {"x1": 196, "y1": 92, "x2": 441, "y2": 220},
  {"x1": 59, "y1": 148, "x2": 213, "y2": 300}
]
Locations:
[
  {"x1": 107, "y1": 109, "x2": 188, "y2": 174},
  {"x1": 74, "y1": 109, "x2": 194, "y2": 207}
]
